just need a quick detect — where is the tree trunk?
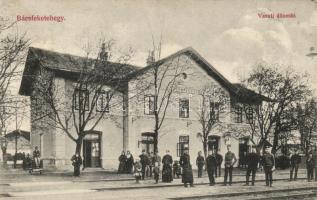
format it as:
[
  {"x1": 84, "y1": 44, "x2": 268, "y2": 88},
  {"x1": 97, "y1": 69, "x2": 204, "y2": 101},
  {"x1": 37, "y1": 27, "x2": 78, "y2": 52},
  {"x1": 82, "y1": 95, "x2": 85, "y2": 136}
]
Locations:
[
  {"x1": 154, "y1": 110, "x2": 159, "y2": 153},
  {"x1": 2, "y1": 147, "x2": 7, "y2": 167},
  {"x1": 14, "y1": 135, "x2": 18, "y2": 168},
  {"x1": 272, "y1": 129, "x2": 279, "y2": 155},
  {"x1": 203, "y1": 139, "x2": 208, "y2": 159},
  {"x1": 154, "y1": 129, "x2": 158, "y2": 153},
  {"x1": 75, "y1": 137, "x2": 83, "y2": 155}
]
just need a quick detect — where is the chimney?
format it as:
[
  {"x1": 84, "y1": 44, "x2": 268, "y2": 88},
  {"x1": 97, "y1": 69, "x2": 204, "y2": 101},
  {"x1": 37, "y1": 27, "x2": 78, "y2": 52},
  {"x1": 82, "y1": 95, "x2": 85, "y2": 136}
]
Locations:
[
  {"x1": 99, "y1": 43, "x2": 108, "y2": 62},
  {"x1": 146, "y1": 50, "x2": 155, "y2": 66}
]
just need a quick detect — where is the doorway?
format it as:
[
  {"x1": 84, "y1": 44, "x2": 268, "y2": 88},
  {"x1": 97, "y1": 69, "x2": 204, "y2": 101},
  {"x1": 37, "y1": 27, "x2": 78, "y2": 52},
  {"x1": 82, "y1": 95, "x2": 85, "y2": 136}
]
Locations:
[
  {"x1": 208, "y1": 135, "x2": 220, "y2": 151},
  {"x1": 239, "y1": 137, "x2": 250, "y2": 168},
  {"x1": 141, "y1": 132, "x2": 154, "y2": 154},
  {"x1": 83, "y1": 132, "x2": 101, "y2": 168}
]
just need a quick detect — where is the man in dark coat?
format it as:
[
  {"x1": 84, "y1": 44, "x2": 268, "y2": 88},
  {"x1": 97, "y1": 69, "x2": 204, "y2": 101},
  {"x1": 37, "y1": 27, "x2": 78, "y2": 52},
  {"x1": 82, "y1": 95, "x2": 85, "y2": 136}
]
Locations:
[
  {"x1": 306, "y1": 152, "x2": 315, "y2": 182},
  {"x1": 71, "y1": 153, "x2": 83, "y2": 177},
  {"x1": 206, "y1": 149, "x2": 217, "y2": 186},
  {"x1": 196, "y1": 151, "x2": 205, "y2": 178},
  {"x1": 223, "y1": 145, "x2": 237, "y2": 186},
  {"x1": 139, "y1": 150, "x2": 150, "y2": 180},
  {"x1": 244, "y1": 147, "x2": 260, "y2": 186},
  {"x1": 180, "y1": 149, "x2": 194, "y2": 187},
  {"x1": 162, "y1": 150, "x2": 173, "y2": 182},
  {"x1": 215, "y1": 149, "x2": 223, "y2": 177},
  {"x1": 290, "y1": 149, "x2": 301, "y2": 181},
  {"x1": 261, "y1": 147, "x2": 275, "y2": 187}
]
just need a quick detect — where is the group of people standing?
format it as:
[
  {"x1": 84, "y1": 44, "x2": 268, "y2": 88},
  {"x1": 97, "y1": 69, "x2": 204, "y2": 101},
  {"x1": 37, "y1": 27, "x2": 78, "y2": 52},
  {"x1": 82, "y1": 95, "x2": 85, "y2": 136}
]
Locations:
[
  {"x1": 121, "y1": 149, "x2": 195, "y2": 187},
  {"x1": 195, "y1": 144, "x2": 237, "y2": 186},
  {"x1": 119, "y1": 145, "x2": 316, "y2": 187}
]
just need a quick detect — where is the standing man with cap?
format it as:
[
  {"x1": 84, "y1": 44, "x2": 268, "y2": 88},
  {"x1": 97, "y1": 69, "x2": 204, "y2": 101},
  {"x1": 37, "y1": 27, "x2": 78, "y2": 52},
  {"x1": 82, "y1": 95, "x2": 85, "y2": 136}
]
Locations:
[
  {"x1": 215, "y1": 149, "x2": 223, "y2": 177},
  {"x1": 244, "y1": 146, "x2": 260, "y2": 186},
  {"x1": 139, "y1": 149, "x2": 149, "y2": 180},
  {"x1": 223, "y1": 144, "x2": 237, "y2": 186},
  {"x1": 289, "y1": 149, "x2": 301, "y2": 181},
  {"x1": 196, "y1": 151, "x2": 205, "y2": 178},
  {"x1": 206, "y1": 149, "x2": 217, "y2": 186},
  {"x1": 262, "y1": 147, "x2": 275, "y2": 187}
]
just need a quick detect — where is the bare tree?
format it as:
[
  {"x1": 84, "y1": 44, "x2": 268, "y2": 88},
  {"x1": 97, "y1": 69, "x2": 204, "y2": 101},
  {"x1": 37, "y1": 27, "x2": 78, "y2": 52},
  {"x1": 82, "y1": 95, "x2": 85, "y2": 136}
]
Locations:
[
  {"x1": 241, "y1": 63, "x2": 310, "y2": 153},
  {"x1": 195, "y1": 84, "x2": 228, "y2": 158},
  {"x1": 0, "y1": 17, "x2": 29, "y2": 165},
  {"x1": 296, "y1": 98, "x2": 317, "y2": 155},
  {"x1": 32, "y1": 40, "x2": 137, "y2": 173}
]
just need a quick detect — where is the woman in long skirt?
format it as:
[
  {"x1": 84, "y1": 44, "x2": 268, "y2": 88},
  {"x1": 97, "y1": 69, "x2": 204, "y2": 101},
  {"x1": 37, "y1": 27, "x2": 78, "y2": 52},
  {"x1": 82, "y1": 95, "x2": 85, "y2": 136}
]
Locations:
[
  {"x1": 125, "y1": 151, "x2": 134, "y2": 174},
  {"x1": 118, "y1": 151, "x2": 126, "y2": 173},
  {"x1": 180, "y1": 149, "x2": 194, "y2": 187},
  {"x1": 162, "y1": 150, "x2": 173, "y2": 182}
]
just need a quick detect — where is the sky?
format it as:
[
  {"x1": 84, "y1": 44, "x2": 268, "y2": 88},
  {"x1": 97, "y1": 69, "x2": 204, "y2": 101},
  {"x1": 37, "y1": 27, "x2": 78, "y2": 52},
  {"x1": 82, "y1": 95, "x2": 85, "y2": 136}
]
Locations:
[{"x1": 1, "y1": 0, "x2": 316, "y2": 131}]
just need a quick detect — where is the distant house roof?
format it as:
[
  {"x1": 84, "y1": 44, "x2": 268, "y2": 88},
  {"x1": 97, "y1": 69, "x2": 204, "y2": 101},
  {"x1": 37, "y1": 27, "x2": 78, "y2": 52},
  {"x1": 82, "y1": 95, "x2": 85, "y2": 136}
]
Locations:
[
  {"x1": 128, "y1": 47, "x2": 267, "y2": 103},
  {"x1": 19, "y1": 47, "x2": 141, "y2": 96},
  {"x1": 5, "y1": 130, "x2": 30, "y2": 141}
]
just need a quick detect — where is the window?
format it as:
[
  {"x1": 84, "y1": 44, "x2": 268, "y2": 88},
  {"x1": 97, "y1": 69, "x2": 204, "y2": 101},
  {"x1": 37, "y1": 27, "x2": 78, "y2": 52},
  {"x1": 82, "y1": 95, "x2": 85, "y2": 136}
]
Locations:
[
  {"x1": 144, "y1": 95, "x2": 155, "y2": 115},
  {"x1": 179, "y1": 98, "x2": 189, "y2": 118},
  {"x1": 74, "y1": 88, "x2": 89, "y2": 111},
  {"x1": 177, "y1": 135, "x2": 189, "y2": 157},
  {"x1": 246, "y1": 107, "x2": 254, "y2": 124},
  {"x1": 234, "y1": 105, "x2": 243, "y2": 123},
  {"x1": 210, "y1": 101, "x2": 220, "y2": 121},
  {"x1": 96, "y1": 90, "x2": 110, "y2": 112}
]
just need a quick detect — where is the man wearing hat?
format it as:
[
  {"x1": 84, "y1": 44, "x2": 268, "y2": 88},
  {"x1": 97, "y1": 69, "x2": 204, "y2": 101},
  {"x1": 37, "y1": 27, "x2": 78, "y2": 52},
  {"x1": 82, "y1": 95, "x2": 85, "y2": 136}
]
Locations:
[
  {"x1": 244, "y1": 146, "x2": 260, "y2": 186},
  {"x1": 139, "y1": 149, "x2": 150, "y2": 180},
  {"x1": 289, "y1": 149, "x2": 301, "y2": 181},
  {"x1": 206, "y1": 149, "x2": 217, "y2": 186},
  {"x1": 223, "y1": 144, "x2": 237, "y2": 186},
  {"x1": 261, "y1": 147, "x2": 275, "y2": 187}
]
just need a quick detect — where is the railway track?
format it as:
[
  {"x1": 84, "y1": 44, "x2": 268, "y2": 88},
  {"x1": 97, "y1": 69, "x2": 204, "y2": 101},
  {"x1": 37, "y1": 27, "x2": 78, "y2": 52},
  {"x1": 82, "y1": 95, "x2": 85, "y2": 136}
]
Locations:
[{"x1": 171, "y1": 186, "x2": 317, "y2": 200}]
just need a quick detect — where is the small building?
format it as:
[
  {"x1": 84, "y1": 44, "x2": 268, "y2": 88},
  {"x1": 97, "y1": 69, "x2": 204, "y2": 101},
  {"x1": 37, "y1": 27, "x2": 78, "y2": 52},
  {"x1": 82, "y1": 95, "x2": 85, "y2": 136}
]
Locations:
[
  {"x1": 4, "y1": 129, "x2": 31, "y2": 156},
  {"x1": 19, "y1": 47, "x2": 265, "y2": 170}
]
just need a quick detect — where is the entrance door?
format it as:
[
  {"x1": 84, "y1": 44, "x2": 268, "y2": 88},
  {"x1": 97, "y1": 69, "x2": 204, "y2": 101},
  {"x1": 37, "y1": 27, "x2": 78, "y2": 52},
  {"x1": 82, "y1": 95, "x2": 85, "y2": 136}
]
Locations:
[
  {"x1": 208, "y1": 135, "x2": 220, "y2": 151},
  {"x1": 239, "y1": 137, "x2": 250, "y2": 168},
  {"x1": 83, "y1": 133, "x2": 101, "y2": 168},
  {"x1": 141, "y1": 132, "x2": 154, "y2": 154}
]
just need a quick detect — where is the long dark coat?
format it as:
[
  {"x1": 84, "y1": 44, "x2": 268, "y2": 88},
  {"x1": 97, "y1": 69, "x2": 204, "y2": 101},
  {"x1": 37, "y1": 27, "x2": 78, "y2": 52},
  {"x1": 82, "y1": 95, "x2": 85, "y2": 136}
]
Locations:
[
  {"x1": 125, "y1": 154, "x2": 134, "y2": 173},
  {"x1": 118, "y1": 154, "x2": 127, "y2": 173},
  {"x1": 180, "y1": 153, "x2": 194, "y2": 184},
  {"x1": 162, "y1": 154, "x2": 173, "y2": 182},
  {"x1": 206, "y1": 154, "x2": 217, "y2": 171}
]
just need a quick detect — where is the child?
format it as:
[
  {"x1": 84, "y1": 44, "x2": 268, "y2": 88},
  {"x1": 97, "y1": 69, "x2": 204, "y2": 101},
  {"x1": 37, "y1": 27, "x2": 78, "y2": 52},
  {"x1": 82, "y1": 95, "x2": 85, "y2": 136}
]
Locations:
[
  {"x1": 153, "y1": 161, "x2": 160, "y2": 184},
  {"x1": 173, "y1": 160, "x2": 181, "y2": 178},
  {"x1": 134, "y1": 159, "x2": 142, "y2": 183}
]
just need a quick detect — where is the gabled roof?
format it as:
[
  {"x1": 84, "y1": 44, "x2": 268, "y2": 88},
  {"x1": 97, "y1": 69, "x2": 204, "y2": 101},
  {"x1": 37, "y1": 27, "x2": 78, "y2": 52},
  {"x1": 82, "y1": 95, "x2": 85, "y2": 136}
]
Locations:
[
  {"x1": 19, "y1": 46, "x2": 267, "y2": 103},
  {"x1": 5, "y1": 130, "x2": 30, "y2": 141},
  {"x1": 128, "y1": 47, "x2": 266, "y2": 103},
  {"x1": 19, "y1": 47, "x2": 141, "y2": 96}
]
